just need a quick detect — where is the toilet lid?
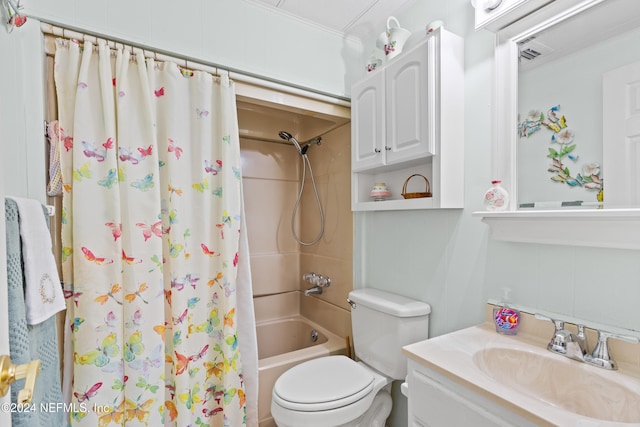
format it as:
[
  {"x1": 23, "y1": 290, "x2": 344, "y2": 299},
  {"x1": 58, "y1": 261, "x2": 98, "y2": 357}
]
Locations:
[{"x1": 273, "y1": 355, "x2": 374, "y2": 411}]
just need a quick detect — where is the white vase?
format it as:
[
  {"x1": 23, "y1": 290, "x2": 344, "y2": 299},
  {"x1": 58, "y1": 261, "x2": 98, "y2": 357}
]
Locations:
[{"x1": 483, "y1": 180, "x2": 509, "y2": 211}]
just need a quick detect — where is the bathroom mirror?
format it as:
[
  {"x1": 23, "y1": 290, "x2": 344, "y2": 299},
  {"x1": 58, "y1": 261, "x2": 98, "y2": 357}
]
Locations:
[{"x1": 493, "y1": 0, "x2": 640, "y2": 211}]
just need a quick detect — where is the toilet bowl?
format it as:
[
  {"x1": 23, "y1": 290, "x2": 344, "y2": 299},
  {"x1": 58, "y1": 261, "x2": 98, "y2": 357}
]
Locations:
[
  {"x1": 271, "y1": 355, "x2": 392, "y2": 427},
  {"x1": 271, "y1": 288, "x2": 431, "y2": 427}
]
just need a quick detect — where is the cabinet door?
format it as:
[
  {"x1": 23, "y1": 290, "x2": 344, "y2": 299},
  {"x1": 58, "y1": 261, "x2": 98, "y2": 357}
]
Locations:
[
  {"x1": 409, "y1": 368, "x2": 513, "y2": 427},
  {"x1": 385, "y1": 41, "x2": 433, "y2": 166},
  {"x1": 351, "y1": 71, "x2": 385, "y2": 172}
]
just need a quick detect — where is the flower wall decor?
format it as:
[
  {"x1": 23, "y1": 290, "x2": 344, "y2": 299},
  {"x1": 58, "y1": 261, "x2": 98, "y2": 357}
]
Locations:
[{"x1": 518, "y1": 105, "x2": 603, "y2": 202}]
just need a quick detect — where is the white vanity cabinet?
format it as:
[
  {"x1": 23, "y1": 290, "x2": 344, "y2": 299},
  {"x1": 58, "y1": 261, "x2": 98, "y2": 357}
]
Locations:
[
  {"x1": 406, "y1": 359, "x2": 538, "y2": 427},
  {"x1": 351, "y1": 28, "x2": 464, "y2": 211}
]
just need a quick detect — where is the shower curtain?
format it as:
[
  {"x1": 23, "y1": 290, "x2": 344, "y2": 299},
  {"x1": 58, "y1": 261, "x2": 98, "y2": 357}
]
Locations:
[{"x1": 54, "y1": 39, "x2": 257, "y2": 426}]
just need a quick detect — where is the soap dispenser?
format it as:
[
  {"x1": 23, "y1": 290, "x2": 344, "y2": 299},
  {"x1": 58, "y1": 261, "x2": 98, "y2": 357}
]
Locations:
[{"x1": 493, "y1": 288, "x2": 520, "y2": 335}]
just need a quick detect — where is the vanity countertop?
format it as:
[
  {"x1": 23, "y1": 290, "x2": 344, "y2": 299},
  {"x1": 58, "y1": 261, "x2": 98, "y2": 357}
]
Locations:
[{"x1": 403, "y1": 316, "x2": 640, "y2": 427}]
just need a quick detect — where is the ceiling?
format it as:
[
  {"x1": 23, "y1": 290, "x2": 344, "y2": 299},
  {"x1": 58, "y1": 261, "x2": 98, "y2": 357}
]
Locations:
[{"x1": 245, "y1": 0, "x2": 416, "y2": 39}]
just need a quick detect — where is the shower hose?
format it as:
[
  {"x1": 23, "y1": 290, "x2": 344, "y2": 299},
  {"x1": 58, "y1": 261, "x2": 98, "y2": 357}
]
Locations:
[{"x1": 291, "y1": 153, "x2": 325, "y2": 246}]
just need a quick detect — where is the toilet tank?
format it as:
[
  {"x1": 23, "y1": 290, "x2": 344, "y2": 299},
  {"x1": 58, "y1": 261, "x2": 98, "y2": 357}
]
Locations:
[{"x1": 348, "y1": 288, "x2": 431, "y2": 380}]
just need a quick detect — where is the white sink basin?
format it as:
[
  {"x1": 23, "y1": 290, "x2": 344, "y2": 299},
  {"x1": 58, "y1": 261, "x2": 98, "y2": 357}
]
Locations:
[
  {"x1": 403, "y1": 322, "x2": 640, "y2": 426},
  {"x1": 474, "y1": 347, "x2": 640, "y2": 423}
]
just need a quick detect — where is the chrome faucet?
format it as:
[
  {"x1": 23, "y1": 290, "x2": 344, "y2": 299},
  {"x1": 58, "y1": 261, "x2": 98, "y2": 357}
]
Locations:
[
  {"x1": 302, "y1": 272, "x2": 331, "y2": 296},
  {"x1": 540, "y1": 315, "x2": 587, "y2": 362},
  {"x1": 537, "y1": 313, "x2": 639, "y2": 370},
  {"x1": 304, "y1": 286, "x2": 323, "y2": 296}
]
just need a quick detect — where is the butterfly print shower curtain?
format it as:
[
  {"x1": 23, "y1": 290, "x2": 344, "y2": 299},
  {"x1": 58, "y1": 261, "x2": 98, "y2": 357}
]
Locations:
[{"x1": 54, "y1": 39, "x2": 252, "y2": 426}]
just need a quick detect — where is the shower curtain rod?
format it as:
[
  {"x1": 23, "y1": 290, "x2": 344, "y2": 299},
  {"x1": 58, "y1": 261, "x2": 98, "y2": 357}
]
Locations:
[{"x1": 39, "y1": 21, "x2": 351, "y2": 108}]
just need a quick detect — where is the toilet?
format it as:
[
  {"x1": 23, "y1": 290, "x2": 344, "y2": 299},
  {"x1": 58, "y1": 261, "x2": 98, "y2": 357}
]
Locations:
[{"x1": 271, "y1": 288, "x2": 431, "y2": 427}]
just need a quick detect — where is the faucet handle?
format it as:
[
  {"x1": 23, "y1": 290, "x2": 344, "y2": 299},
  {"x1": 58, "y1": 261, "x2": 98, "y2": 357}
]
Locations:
[
  {"x1": 534, "y1": 313, "x2": 564, "y2": 331},
  {"x1": 317, "y1": 275, "x2": 331, "y2": 287},
  {"x1": 535, "y1": 313, "x2": 572, "y2": 355},
  {"x1": 574, "y1": 324, "x2": 588, "y2": 355},
  {"x1": 585, "y1": 330, "x2": 639, "y2": 370}
]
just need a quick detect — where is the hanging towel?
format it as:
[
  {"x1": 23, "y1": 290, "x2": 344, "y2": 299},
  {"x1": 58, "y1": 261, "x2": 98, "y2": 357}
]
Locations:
[
  {"x1": 46, "y1": 120, "x2": 63, "y2": 196},
  {"x1": 6, "y1": 196, "x2": 65, "y2": 325},
  {"x1": 5, "y1": 198, "x2": 64, "y2": 427}
]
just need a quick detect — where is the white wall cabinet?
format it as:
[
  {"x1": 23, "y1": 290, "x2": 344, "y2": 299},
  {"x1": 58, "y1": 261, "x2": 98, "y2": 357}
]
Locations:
[
  {"x1": 406, "y1": 359, "x2": 539, "y2": 427},
  {"x1": 352, "y1": 40, "x2": 433, "y2": 172},
  {"x1": 351, "y1": 28, "x2": 464, "y2": 211}
]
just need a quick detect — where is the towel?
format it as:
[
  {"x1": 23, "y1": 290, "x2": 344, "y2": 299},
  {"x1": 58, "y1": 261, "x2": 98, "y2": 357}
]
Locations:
[
  {"x1": 6, "y1": 196, "x2": 65, "y2": 325},
  {"x1": 46, "y1": 120, "x2": 63, "y2": 196},
  {"x1": 5, "y1": 198, "x2": 64, "y2": 427}
]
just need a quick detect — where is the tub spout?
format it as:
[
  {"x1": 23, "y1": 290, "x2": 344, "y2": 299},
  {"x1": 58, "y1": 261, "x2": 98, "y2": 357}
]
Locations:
[{"x1": 304, "y1": 286, "x2": 323, "y2": 296}]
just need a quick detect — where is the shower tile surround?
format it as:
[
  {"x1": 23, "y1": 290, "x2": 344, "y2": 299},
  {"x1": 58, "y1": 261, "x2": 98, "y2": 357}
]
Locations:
[
  {"x1": 241, "y1": 123, "x2": 353, "y2": 336},
  {"x1": 242, "y1": 123, "x2": 352, "y2": 427}
]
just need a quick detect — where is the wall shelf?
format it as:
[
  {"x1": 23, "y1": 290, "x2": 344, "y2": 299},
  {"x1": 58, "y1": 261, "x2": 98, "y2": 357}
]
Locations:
[
  {"x1": 354, "y1": 198, "x2": 434, "y2": 212},
  {"x1": 473, "y1": 209, "x2": 640, "y2": 250}
]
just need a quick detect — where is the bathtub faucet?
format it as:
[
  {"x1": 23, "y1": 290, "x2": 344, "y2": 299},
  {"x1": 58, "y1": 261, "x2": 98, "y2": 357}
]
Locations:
[
  {"x1": 304, "y1": 285, "x2": 323, "y2": 296},
  {"x1": 303, "y1": 272, "x2": 331, "y2": 288},
  {"x1": 303, "y1": 272, "x2": 331, "y2": 296}
]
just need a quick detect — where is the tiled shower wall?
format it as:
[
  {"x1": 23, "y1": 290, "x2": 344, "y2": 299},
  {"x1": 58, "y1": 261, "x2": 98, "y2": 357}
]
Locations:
[
  {"x1": 241, "y1": 137, "x2": 302, "y2": 297},
  {"x1": 241, "y1": 124, "x2": 352, "y2": 339}
]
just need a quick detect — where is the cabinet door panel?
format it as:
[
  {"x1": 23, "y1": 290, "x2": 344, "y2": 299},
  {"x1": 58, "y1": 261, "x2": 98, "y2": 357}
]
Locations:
[
  {"x1": 351, "y1": 72, "x2": 385, "y2": 171},
  {"x1": 410, "y1": 369, "x2": 512, "y2": 427},
  {"x1": 385, "y1": 44, "x2": 433, "y2": 165}
]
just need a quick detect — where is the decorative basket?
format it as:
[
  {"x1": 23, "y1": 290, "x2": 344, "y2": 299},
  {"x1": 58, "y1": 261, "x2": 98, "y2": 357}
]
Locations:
[{"x1": 401, "y1": 174, "x2": 432, "y2": 199}]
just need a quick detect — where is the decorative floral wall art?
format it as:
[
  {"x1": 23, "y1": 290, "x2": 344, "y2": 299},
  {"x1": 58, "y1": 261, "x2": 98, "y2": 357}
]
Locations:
[{"x1": 518, "y1": 105, "x2": 603, "y2": 202}]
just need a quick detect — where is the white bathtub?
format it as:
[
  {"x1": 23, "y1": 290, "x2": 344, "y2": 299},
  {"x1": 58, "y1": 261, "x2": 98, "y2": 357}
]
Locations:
[{"x1": 257, "y1": 315, "x2": 346, "y2": 427}]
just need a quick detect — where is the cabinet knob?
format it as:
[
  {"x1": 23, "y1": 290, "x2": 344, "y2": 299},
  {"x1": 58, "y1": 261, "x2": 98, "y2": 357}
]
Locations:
[
  {"x1": 385, "y1": 146, "x2": 391, "y2": 151},
  {"x1": 374, "y1": 148, "x2": 381, "y2": 153}
]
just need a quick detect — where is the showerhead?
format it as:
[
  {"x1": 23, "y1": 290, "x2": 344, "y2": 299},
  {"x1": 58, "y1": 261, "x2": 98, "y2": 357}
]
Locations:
[{"x1": 279, "y1": 131, "x2": 303, "y2": 154}]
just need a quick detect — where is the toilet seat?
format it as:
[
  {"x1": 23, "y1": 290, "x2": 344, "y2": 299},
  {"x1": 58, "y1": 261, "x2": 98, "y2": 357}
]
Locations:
[{"x1": 273, "y1": 355, "x2": 375, "y2": 411}]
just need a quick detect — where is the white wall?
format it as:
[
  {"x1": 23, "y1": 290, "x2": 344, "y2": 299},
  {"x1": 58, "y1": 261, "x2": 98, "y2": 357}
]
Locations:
[
  {"x1": 1, "y1": 19, "x2": 47, "y2": 202},
  {"x1": 23, "y1": 0, "x2": 362, "y2": 98}
]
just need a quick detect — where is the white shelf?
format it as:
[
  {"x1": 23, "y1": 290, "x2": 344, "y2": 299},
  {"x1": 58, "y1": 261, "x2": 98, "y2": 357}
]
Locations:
[
  {"x1": 354, "y1": 197, "x2": 434, "y2": 211},
  {"x1": 473, "y1": 208, "x2": 640, "y2": 249}
]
